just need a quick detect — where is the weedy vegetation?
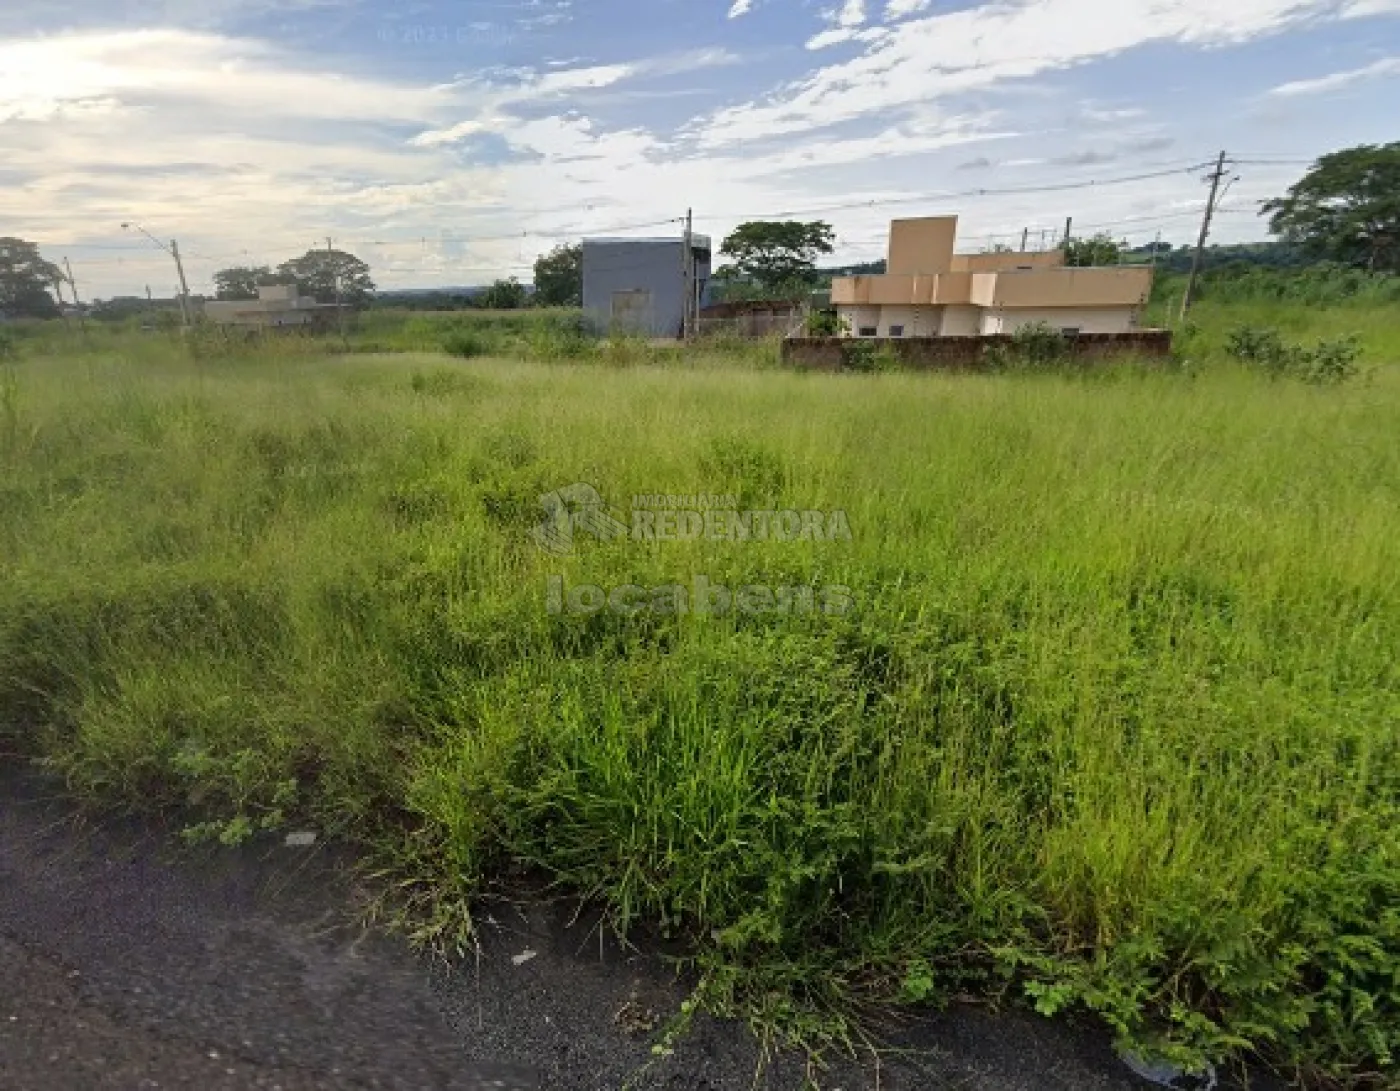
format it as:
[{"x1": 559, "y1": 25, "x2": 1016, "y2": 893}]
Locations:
[{"x1": 1, "y1": 296, "x2": 1397, "y2": 1087}]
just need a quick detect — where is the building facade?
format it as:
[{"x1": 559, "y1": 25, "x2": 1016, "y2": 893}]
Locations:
[
  {"x1": 831, "y1": 216, "x2": 1153, "y2": 338},
  {"x1": 581, "y1": 236, "x2": 712, "y2": 338},
  {"x1": 201, "y1": 284, "x2": 339, "y2": 328}
]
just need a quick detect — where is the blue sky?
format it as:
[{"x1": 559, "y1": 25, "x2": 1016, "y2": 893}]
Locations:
[{"x1": 2, "y1": 0, "x2": 1397, "y2": 297}]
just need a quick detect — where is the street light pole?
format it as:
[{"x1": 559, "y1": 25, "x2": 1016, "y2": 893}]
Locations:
[{"x1": 121, "y1": 222, "x2": 192, "y2": 328}]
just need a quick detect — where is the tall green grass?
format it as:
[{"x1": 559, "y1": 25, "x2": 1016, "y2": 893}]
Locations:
[{"x1": 1, "y1": 349, "x2": 1398, "y2": 1086}]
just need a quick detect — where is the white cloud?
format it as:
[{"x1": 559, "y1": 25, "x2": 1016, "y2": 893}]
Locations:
[
  {"x1": 692, "y1": 0, "x2": 1361, "y2": 148},
  {"x1": 807, "y1": 26, "x2": 878, "y2": 48},
  {"x1": 728, "y1": 0, "x2": 753, "y2": 16},
  {"x1": 885, "y1": 0, "x2": 932, "y2": 16},
  {"x1": 0, "y1": 30, "x2": 450, "y2": 123},
  {"x1": 533, "y1": 63, "x2": 635, "y2": 94},
  {"x1": 1081, "y1": 105, "x2": 1148, "y2": 122},
  {"x1": 1340, "y1": 0, "x2": 1400, "y2": 13},
  {"x1": 838, "y1": 0, "x2": 868, "y2": 26},
  {"x1": 412, "y1": 49, "x2": 742, "y2": 146},
  {"x1": 1267, "y1": 55, "x2": 1400, "y2": 96}
]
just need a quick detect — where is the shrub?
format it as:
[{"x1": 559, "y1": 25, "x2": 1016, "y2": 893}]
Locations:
[
  {"x1": 1225, "y1": 325, "x2": 1293, "y2": 375},
  {"x1": 1301, "y1": 336, "x2": 1361, "y2": 385},
  {"x1": 985, "y1": 322, "x2": 1070, "y2": 370},
  {"x1": 442, "y1": 330, "x2": 492, "y2": 358},
  {"x1": 805, "y1": 310, "x2": 847, "y2": 337},
  {"x1": 842, "y1": 338, "x2": 901, "y2": 372},
  {"x1": 1226, "y1": 325, "x2": 1362, "y2": 384},
  {"x1": 0, "y1": 328, "x2": 18, "y2": 361}
]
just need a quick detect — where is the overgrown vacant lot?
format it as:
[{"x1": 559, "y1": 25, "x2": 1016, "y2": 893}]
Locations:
[{"x1": 2, "y1": 352, "x2": 1398, "y2": 1086}]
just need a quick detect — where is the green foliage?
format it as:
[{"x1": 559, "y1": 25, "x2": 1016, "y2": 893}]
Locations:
[
  {"x1": 4, "y1": 337, "x2": 1400, "y2": 1087},
  {"x1": 532, "y1": 243, "x2": 582, "y2": 307},
  {"x1": 1172, "y1": 264, "x2": 1400, "y2": 306},
  {"x1": 478, "y1": 277, "x2": 529, "y2": 310},
  {"x1": 804, "y1": 310, "x2": 847, "y2": 337},
  {"x1": 1225, "y1": 325, "x2": 1362, "y2": 383},
  {"x1": 442, "y1": 330, "x2": 494, "y2": 358},
  {"x1": 1264, "y1": 143, "x2": 1400, "y2": 272},
  {"x1": 277, "y1": 248, "x2": 375, "y2": 307},
  {"x1": 718, "y1": 221, "x2": 836, "y2": 292},
  {"x1": 0, "y1": 237, "x2": 62, "y2": 319},
  {"x1": 839, "y1": 337, "x2": 902, "y2": 372},
  {"x1": 985, "y1": 322, "x2": 1070, "y2": 369},
  {"x1": 1065, "y1": 233, "x2": 1127, "y2": 268},
  {"x1": 212, "y1": 265, "x2": 292, "y2": 301}
]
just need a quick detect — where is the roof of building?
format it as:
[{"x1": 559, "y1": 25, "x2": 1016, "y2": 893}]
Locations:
[{"x1": 584, "y1": 235, "x2": 712, "y2": 248}]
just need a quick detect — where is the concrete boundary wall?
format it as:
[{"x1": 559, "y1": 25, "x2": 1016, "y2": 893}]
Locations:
[{"x1": 781, "y1": 330, "x2": 1173, "y2": 371}]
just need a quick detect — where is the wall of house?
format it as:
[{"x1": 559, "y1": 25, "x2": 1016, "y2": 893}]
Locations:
[
  {"x1": 870, "y1": 305, "x2": 943, "y2": 337},
  {"x1": 201, "y1": 302, "x2": 315, "y2": 327},
  {"x1": 887, "y1": 217, "x2": 957, "y2": 275},
  {"x1": 974, "y1": 267, "x2": 1153, "y2": 308},
  {"x1": 832, "y1": 271, "x2": 974, "y2": 307},
  {"x1": 940, "y1": 305, "x2": 982, "y2": 336},
  {"x1": 581, "y1": 239, "x2": 711, "y2": 338},
  {"x1": 950, "y1": 251, "x2": 1064, "y2": 274},
  {"x1": 978, "y1": 307, "x2": 1140, "y2": 335},
  {"x1": 836, "y1": 305, "x2": 882, "y2": 336},
  {"x1": 782, "y1": 330, "x2": 1173, "y2": 370}
]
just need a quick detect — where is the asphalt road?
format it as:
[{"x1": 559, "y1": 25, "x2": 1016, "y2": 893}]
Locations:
[{"x1": 0, "y1": 763, "x2": 1238, "y2": 1091}]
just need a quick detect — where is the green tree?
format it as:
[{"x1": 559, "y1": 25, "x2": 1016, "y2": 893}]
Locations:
[
  {"x1": 532, "y1": 243, "x2": 581, "y2": 307},
  {"x1": 212, "y1": 265, "x2": 279, "y2": 301},
  {"x1": 276, "y1": 249, "x2": 375, "y2": 307},
  {"x1": 718, "y1": 221, "x2": 835, "y2": 292},
  {"x1": 479, "y1": 277, "x2": 528, "y2": 310},
  {"x1": 0, "y1": 237, "x2": 62, "y2": 319},
  {"x1": 1263, "y1": 143, "x2": 1400, "y2": 272},
  {"x1": 1064, "y1": 232, "x2": 1126, "y2": 267}
]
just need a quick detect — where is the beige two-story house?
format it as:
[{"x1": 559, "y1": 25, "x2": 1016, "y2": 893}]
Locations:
[{"x1": 831, "y1": 216, "x2": 1154, "y2": 338}]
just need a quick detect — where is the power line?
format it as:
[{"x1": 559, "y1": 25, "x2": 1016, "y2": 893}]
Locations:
[{"x1": 692, "y1": 163, "x2": 1215, "y2": 224}]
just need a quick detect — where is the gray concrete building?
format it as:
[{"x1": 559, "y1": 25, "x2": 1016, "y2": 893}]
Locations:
[{"x1": 581, "y1": 236, "x2": 711, "y2": 338}]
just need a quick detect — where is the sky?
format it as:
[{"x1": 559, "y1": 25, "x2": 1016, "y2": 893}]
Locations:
[{"x1": 1, "y1": 0, "x2": 1397, "y2": 298}]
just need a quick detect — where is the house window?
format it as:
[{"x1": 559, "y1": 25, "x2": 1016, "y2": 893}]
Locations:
[
  {"x1": 1060, "y1": 327, "x2": 1081, "y2": 337},
  {"x1": 858, "y1": 326, "x2": 878, "y2": 337},
  {"x1": 888, "y1": 325, "x2": 905, "y2": 337}
]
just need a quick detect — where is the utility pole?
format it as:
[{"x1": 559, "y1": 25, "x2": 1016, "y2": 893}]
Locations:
[
  {"x1": 1020, "y1": 227, "x2": 1029, "y2": 251},
  {"x1": 63, "y1": 257, "x2": 88, "y2": 332},
  {"x1": 1150, "y1": 231, "x2": 1162, "y2": 272},
  {"x1": 1062, "y1": 216, "x2": 1073, "y2": 249},
  {"x1": 122, "y1": 223, "x2": 191, "y2": 327},
  {"x1": 681, "y1": 208, "x2": 694, "y2": 340},
  {"x1": 1180, "y1": 150, "x2": 1230, "y2": 322},
  {"x1": 170, "y1": 239, "x2": 192, "y2": 328}
]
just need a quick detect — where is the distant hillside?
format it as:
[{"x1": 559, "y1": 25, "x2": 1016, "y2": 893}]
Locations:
[{"x1": 373, "y1": 286, "x2": 487, "y2": 310}]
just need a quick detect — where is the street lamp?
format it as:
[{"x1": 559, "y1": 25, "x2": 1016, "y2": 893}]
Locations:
[{"x1": 121, "y1": 222, "x2": 192, "y2": 328}]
